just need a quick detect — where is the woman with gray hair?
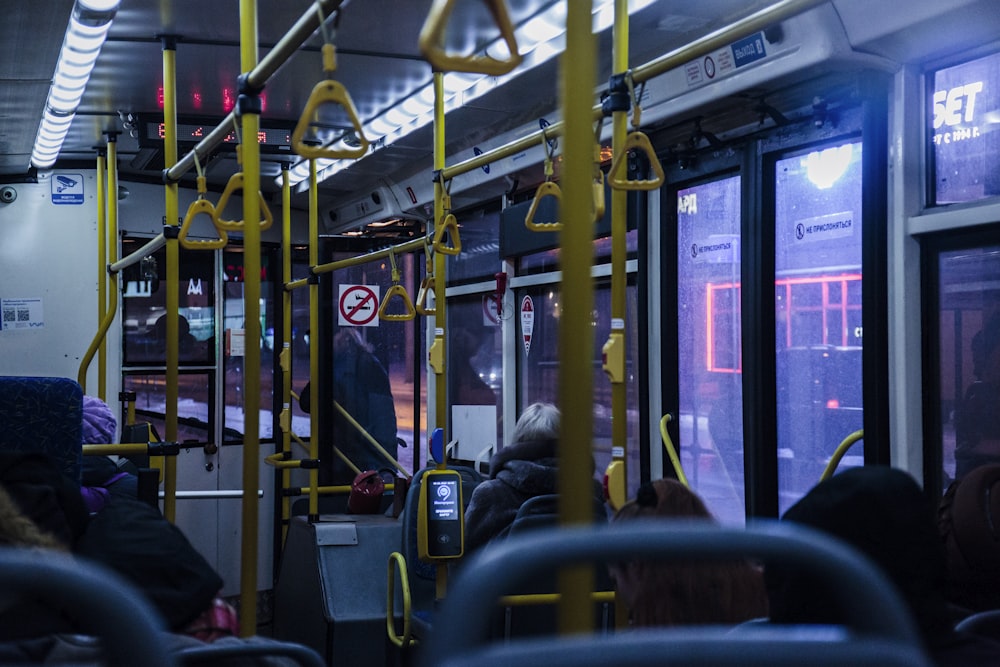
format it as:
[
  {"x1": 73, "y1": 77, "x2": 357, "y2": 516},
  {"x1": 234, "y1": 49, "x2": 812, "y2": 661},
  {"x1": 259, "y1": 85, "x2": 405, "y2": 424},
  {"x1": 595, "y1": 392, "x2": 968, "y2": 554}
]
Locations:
[{"x1": 463, "y1": 403, "x2": 602, "y2": 553}]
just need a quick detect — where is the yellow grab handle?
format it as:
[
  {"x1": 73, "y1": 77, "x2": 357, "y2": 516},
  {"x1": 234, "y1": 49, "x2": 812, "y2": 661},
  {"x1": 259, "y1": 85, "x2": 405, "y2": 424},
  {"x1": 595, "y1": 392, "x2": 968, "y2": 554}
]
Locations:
[
  {"x1": 418, "y1": 0, "x2": 523, "y2": 76},
  {"x1": 525, "y1": 181, "x2": 563, "y2": 232},
  {"x1": 592, "y1": 171, "x2": 606, "y2": 221},
  {"x1": 179, "y1": 198, "x2": 228, "y2": 250},
  {"x1": 433, "y1": 213, "x2": 462, "y2": 255},
  {"x1": 659, "y1": 413, "x2": 689, "y2": 488},
  {"x1": 387, "y1": 552, "x2": 414, "y2": 648},
  {"x1": 820, "y1": 429, "x2": 864, "y2": 481},
  {"x1": 415, "y1": 275, "x2": 437, "y2": 316},
  {"x1": 292, "y1": 79, "x2": 370, "y2": 161},
  {"x1": 379, "y1": 284, "x2": 417, "y2": 321},
  {"x1": 214, "y1": 173, "x2": 274, "y2": 231},
  {"x1": 608, "y1": 131, "x2": 665, "y2": 191}
]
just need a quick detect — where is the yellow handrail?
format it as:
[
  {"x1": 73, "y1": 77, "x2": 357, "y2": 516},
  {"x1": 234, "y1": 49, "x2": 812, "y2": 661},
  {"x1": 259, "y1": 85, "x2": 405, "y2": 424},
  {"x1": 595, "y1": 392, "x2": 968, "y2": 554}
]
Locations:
[
  {"x1": 498, "y1": 590, "x2": 616, "y2": 607},
  {"x1": 659, "y1": 414, "x2": 689, "y2": 488},
  {"x1": 820, "y1": 429, "x2": 864, "y2": 481},
  {"x1": 418, "y1": 0, "x2": 522, "y2": 76},
  {"x1": 387, "y1": 552, "x2": 414, "y2": 648}
]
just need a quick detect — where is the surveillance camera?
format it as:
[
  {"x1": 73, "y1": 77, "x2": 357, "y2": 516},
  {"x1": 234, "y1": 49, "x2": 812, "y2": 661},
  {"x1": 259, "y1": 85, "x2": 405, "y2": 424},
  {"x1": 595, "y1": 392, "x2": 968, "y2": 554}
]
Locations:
[{"x1": 0, "y1": 186, "x2": 16, "y2": 204}]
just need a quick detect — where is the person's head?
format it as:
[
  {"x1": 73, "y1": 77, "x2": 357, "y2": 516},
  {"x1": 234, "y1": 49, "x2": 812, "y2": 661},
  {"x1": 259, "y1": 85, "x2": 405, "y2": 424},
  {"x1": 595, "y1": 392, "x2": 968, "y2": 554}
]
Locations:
[
  {"x1": 939, "y1": 463, "x2": 1000, "y2": 612},
  {"x1": 768, "y1": 466, "x2": 951, "y2": 643},
  {"x1": 511, "y1": 403, "x2": 560, "y2": 444},
  {"x1": 81, "y1": 395, "x2": 116, "y2": 445},
  {"x1": 610, "y1": 479, "x2": 766, "y2": 627},
  {"x1": 334, "y1": 327, "x2": 372, "y2": 354},
  {"x1": 614, "y1": 478, "x2": 713, "y2": 523}
]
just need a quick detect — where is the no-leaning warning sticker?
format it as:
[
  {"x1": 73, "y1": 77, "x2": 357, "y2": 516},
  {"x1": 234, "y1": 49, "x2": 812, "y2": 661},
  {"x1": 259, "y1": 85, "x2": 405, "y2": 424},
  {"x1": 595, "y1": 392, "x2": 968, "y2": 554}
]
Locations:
[
  {"x1": 338, "y1": 284, "x2": 380, "y2": 327},
  {"x1": 520, "y1": 295, "x2": 534, "y2": 355}
]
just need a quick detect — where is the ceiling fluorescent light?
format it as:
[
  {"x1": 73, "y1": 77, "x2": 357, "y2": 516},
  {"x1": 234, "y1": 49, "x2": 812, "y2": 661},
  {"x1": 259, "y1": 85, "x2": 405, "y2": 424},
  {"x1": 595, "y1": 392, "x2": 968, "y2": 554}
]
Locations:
[{"x1": 31, "y1": 0, "x2": 120, "y2": 169}]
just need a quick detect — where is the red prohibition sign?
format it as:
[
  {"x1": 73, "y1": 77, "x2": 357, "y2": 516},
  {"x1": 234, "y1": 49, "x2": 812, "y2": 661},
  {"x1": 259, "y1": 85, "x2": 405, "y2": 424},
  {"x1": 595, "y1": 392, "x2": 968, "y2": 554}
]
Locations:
[{"x1": 339, "y1": 285, "x2": 379, "y2": 325}]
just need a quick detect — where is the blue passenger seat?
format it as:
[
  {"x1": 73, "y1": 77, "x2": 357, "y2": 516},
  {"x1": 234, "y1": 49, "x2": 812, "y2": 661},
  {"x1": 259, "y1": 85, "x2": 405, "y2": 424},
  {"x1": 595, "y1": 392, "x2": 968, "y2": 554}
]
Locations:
[{"x1": 0, "y1": 376, "x2": 84, "y2": 484}]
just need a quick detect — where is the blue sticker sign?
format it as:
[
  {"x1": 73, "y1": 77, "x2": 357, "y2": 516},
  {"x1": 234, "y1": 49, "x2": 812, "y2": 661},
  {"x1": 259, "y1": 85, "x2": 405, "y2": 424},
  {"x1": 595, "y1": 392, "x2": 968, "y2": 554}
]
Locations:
[
  {"x1": 731, "y1": 33, "x2": 767, "y2": 68},
  {"x1": 51, "y1": 173, "x2": 84, "y2": 205}
]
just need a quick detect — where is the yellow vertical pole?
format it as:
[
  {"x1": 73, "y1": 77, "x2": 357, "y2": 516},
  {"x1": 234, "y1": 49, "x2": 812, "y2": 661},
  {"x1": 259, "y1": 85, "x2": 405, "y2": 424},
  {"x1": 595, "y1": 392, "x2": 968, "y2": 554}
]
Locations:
[
  {"x1": 161, "y1": 37, "x2": 179, "y2": 525},
  {"x1": 307, "y1": 159, "x2": 320, "y2": 521},
  {"x1": 279, "y1": 166, "x2": 292, "y2": 542},
  {"x1": 557, "y1": 0, "x2": 597, "y2": 635},
  {"x1": 610, "y1": 0, "x2": 630, "y2": 630},
  {"x1": 432, "y1": 70, "x2": 449, "y2": 601},
  {"x1": 609, "y1": 0, "x2": 628, "y2": 483},
  {"x1": 239, "y1": 0, "x2": 262, "y2": 636},
  {"x1": 96, "y1": 151, "x2": 107, "y2": 400}
]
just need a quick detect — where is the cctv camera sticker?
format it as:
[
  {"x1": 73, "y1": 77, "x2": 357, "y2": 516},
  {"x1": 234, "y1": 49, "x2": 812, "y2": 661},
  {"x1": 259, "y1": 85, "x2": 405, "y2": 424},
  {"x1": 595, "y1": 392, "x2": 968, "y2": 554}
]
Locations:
[{"x1": 51, "y1": 173, "x2": 85, "y2": 205}]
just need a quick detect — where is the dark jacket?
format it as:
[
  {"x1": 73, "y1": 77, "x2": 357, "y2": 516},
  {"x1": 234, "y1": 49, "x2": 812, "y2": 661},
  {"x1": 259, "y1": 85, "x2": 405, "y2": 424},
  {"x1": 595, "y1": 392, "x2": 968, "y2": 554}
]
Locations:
[{"x1": 463, "y1": 438, "x2": 600, "y2": 553}]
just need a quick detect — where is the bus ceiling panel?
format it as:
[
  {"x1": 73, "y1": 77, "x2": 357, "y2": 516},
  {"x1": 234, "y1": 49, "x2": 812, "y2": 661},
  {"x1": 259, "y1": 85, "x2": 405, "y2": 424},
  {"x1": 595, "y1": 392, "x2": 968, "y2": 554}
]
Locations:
[{"x1": 832, "y1": 0, "x2": 1000, "y2": 64}]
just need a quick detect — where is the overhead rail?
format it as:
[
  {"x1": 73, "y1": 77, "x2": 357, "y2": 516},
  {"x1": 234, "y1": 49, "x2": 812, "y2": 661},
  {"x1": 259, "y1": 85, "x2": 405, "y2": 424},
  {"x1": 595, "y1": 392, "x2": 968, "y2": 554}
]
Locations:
[
  {"x1": 438, "y1": 0, "x2": 827, "y2": 183},
  {"x1": 418, "y1": 0, "x2": 523, "y2": 76},
  {"x1": 162, "y1": 0, "x2": 347, "y2": 184}
]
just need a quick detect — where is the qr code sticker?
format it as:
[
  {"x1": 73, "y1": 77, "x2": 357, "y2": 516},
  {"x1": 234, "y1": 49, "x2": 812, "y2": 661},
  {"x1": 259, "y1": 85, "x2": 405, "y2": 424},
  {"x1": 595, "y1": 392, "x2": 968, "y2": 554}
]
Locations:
[
  {"x1": 17, "y1": 308, "x2": 30, "y2": 322},
  {"x1": 2, "y1": 308, "x2": 13, "y2": 323}
]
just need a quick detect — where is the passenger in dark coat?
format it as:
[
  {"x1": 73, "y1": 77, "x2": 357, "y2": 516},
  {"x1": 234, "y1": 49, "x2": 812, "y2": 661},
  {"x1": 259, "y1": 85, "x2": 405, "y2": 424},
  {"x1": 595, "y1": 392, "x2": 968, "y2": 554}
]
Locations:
[
  {"x1": 767, "y1": 466, "x2": 1000, "y2": 667},
  {"x1": 463, "y1": 403, "x2": 602, "y2": 552}
]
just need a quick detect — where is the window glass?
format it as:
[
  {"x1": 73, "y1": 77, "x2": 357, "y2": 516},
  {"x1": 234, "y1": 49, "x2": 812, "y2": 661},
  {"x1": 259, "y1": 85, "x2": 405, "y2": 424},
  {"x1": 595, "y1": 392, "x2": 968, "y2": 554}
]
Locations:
[
  {"x1": 121, "y1": 240, "x2": 215, "y2": 366},
  {"x1": 774, "y1": 140, "x2": 864, "y2": 515},
  {"x1": 937, "y1": 243, "x2": 1000, "y2": 484},
  {"x1": 515, "y1": 280, "x2": 641, "y2": 499},
  {"x1": 122, "y1": 372, "x2": 213, "y2": 445},
  {"x1": 322, "y1": 250, "x2": 421, "y2": 476},
  {"x1": 676, "y1": 175, "x2": 745, "y2": 524},
  {"x1": 447, "y1": 294, "x2": 502, "y2": 464},
  {"x1": 447, "y1": 207, "x2": 501, "y2": 284},
  {"x1": 930, "y1": 51, "x2": 1000, "y2": 205},
  {"x1": 222, "y1": 249, "x2": 277, "y2": 443},
  {"x1": 519, "y1": 230, "x2": 639, "y2": 274}
]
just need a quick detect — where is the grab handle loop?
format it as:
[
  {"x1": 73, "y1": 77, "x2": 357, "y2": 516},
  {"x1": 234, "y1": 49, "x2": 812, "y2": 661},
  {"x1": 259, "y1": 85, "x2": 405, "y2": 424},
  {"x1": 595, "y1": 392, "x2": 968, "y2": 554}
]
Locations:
[
  {"x1": 525, "y1": 182, "x2": 563, "y2": 232},
  {"x1": 607, "y1": 131, "x2": 665, "y2": 191},
  {"x1": 415, "y1": 275, "x2": 436, "y2": 316},
  {"x1": 214, "y1": 172, "x2": 275, "y2": 231},
  {"x1": 292, "y1": 43, "x2": 369, "y2": 161},
  {"x1": 179, "y1": 199, "x2": 228, "y2": 250},
  {"x1": 379, "y1": 251, "x2": 416, "y2": 321},
  {"x1": 415, "y1": 242, "x2": 437, "y2": 316},
  {"x1": 179, "y1": 170, "x2": 228, "y2": 250},
  {"x1": 418, "y1": 0, "x2": 523, "y2": 76},
  {"x1": 592, "y1": 169, "x2": 606, "y2": 221}
]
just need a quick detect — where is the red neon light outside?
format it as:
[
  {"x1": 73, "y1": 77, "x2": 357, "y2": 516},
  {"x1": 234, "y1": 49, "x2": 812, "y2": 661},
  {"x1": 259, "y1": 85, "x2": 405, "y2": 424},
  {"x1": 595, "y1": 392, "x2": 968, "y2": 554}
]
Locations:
[{"x1": 706, "y1": 273, "x2": 862, "y2": 372}]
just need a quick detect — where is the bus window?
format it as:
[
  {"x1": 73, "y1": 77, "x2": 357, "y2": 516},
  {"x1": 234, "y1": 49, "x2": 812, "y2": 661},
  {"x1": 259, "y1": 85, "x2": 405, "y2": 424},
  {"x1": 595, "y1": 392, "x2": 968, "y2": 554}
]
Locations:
[
  {"x1": 448, "y1": 293, "x2": 502, "y2": 463},
  {"x1": 935, "y1": 242, "x2": 1000, "y2": 484},
  {"x1": 677, "y1": 174, "x2": 744, "y2": 524},
  {"x1": 774, "y1": 140, "x2": 864, "y2": 514},
  {"x1": 515, "y1": 280, "x2": 641, "y2": 499}
]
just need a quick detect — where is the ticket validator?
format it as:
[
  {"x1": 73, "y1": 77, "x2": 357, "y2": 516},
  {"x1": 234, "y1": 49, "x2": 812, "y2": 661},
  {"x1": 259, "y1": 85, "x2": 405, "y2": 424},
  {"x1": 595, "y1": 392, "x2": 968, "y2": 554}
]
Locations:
[{"x1": 417, "y1": 469, "x2": 464, "y2": 561}]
